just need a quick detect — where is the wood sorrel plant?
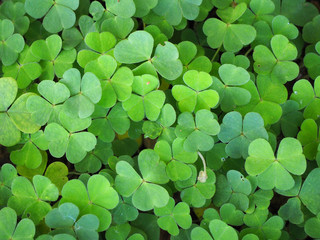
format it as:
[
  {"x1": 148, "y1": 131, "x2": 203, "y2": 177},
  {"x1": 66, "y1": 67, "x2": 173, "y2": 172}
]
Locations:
[{"x1": 1, "y1": 0, "x2": 320, "y2": 239}]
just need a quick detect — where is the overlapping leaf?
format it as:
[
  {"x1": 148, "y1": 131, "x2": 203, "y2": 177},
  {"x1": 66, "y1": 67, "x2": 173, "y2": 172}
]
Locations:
[
  {"x1": 122, "y1": 74, "x2": 165, "y2": 122},
  {"x1": 253, "y1": 34, "x2": 299, "y2": 83},
  {"x1": 60, "y1": 174, "x2": 119, "y2": 232},
  {"x1": 245, "y1": 138, "x2": 306, "y2": 190},
  {"x1": 0, "y1": 19, "x2": 24, "y2": 66},
  {"x1": 25, "y1": 0, "x2": 79, "y2": 33},
  {"x1": 175, "y1": 109, "x2": 220, "y2": 152},
  {"x1": 172, "y1": 70, "x2": 219, "y2": 113},
  {"x1": 154, "y1": 198, "x2": 192, "y2": 236},
  {"x1": 8, "y1": 175, "x2": 59, "y2": 224},
  {"x1": 30, "y1": 35, "x2": 76, "y2": 80},
  {"x1": 114, "y1": 31, "x2": 183, "y2": 80},
  {"x1": 0, "y1": 207, "x2": 35, "y2": 240},
  {"x1": 218, "y1": 111, "x2": 268, "y2": 159},
  {"x1": 211, "y1": 64, "x2": 251, "y2": 112}
]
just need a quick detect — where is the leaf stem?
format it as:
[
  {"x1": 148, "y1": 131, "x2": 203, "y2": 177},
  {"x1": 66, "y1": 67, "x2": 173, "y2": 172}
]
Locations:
[
  {"x1": 68, "y1": 171, "x2": 81, "y2": 176},
  {"x1": 197, "y1": 151, "x2": 208, "y2": 183},
  {"x1": 211, "y1": 45, "x2": 222, "y2": 62},
  {"x1": 244, "y1": 47, "x2": 253, "y2": 57}
]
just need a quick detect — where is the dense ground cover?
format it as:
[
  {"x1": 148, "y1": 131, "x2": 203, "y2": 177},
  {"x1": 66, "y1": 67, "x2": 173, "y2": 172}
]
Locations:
[{"x1": 1, "y1": 0, "x2": 320, "y2": 239}]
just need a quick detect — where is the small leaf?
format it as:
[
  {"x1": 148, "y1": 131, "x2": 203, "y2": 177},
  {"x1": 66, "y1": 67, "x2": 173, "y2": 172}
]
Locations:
[{"x1": 114, "y1": 31, "x2": 154, "y2": 64}]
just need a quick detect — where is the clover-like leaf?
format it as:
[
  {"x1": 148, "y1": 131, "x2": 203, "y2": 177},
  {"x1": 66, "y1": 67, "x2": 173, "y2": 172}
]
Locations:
[
  {"x1": 105, "y1": 222, "x2": 131, "y2": 240},
  {"x1": 38, "y1": 80, "x2": 71, "y2": 105},
  {"x1": 253, "y1": 34, "x2": 299, "y2": 83},
  {"x1": 17, "y1": 149, "x2": 48, "y2": 180},
  {"x1": 45, "y1": 202, "x2": 99, "y2": 240},
  {"x1": 303, "y1": 15, "x2": 320, "y2": 44},
  {"x1": 299, "y1": 168, "x2": 320, "y2": 215},
  {"x1": 278, "y1": 197, "x2": 304, "y2": 224},
  {"x1": 0, "y1": 77, "x2": 21, "y2": 147},
  {"x1": 154, "y1": 198, "x2": 192, "y2": 236},
  {"x1": 0, "y1": 207, "x2": 35, "y2": 240},
  {"x1": 211, "y1": 64, "x2": 251, "y2": 112},
  {"x1": 114, "y1": 31, "x2": 154, "y2": 64},
  {"x1": 279, "y1": 0, "x2": 318, "y2": 27},
  {"x1": 245, "y1": 138, "x2": 306, "y2": 190},
  {"x1": 7, "y1": 93, "x2": 41, "y2": 134},
  {"x1": 2, "y1": 45, "x2": 41, "y2": 89},
  {"x1": 297, "y1": 119, "x2": 320, "y2": 160},
  {"x1": 279, "y1": 100, "x2": 304, "y2": 137},
  {"x1": 175, "y1": 41, "x2": 212, "y2": 84},
  {"x1": 158, "y1": 103, "x2": 176, "y2": 128},
  {"x1": 0, "y1": 164, "x2": 17, "y2": 208},
  {"x1": 77, "y1": 31, "x2": 116, "y2": 68},
  {"x1": 85, "y1": 55, "x2": 134, "y2": 108},
  {"x1": 220, "y1": 203, "x2": 244, "y2": 226},
  {"x1": 115, "y1": 161, "x2": 170, "y2": 211},
  {"x1": 209, "y1": 219, "x2": 238, "y2": 240},
  {"x1": 154, "y1": 139, "x2": 197, "y2": 181},
  {"x1": 213, "y1": 171, "x2": 252, "y2": 212},
  {"x1": 8, "y1": 176, "x2": 59, "y2": 224},
  {"x1": 177, "y1": 166, "x2": 216, "y2": 208},
  {"x1": 0, "y1": 1, "x2": 30, "y2": 35},
  {"x1": 44, "y1": 122, "x2": 97, "y2": 164},
  {"x1": 290, "y1": 77, "x2": 320, "y2": 120},
  {"x1": 191, "y1": 219, "x2": 238, "y2": 240},
  {"x1": 132, "y1": 181, "x2": 170, "y2": 211},
  {"x1": 115, "y1": 31, "x2": 182, "y2": 80},
  {"x1": 75, "y1": 140, "x2": 113, "y2": 174},
  {"x1": 0, "y1": 19, "x2": 25, "y2": 66},
  {"x1": 111, "y1": 196, "x2": 139, "y2": 225},
  {"x1": 305, "y1": 39, "x2": 320, "y2": 76},
  {"x1": 235, "y1": 75, "x2": 287, "y2": 125},
  {"x1": 101, "y1": 15, "x2": 134, "y2": 39},
  {"x1": 304, "y1": 213, "x2": 320, "y2": 239},
  {"x1": 175, "y1": 110, "x2": 220, "y2": 152},
  {"x1": 151, "y1": 41, "x2": 183, "y2": 80},
  {"x1": 191, "y1": 227, "x2": 213, "y2": 240},
  {"x1": 60, "y1": 174, "x2": 119, "y2": 232},
  {"x1": 44, "y1": 162, "x2": 69, "y2": 193},
  {"x1": 30, "y1": 35, "x2": 76, "y2": 80},
  {"x1": 203, "y1": 18, "x2": 256, "y2": 52},
  {"x1": 89, "y1": 104, "x2": 130, "y2": 143},
  {"x1": 242, "y1": 208, "x2": 284, "y2": 239},
  {"x1": 272, "y1": 15, "x2": 299, "y2": 40},
  {"x1": 138, "y1": 149, "x2": 169, "y2": 184},
  {"x1": 60, "y1": 68, "x2": 102, "y2": 118},
  {"x1": 241, "y1": 0, "x2": 275, "y2": 24},
  {"x1": 153, "y1": 0, "x2": 202, "y2": 26},
  {"x1": 217, "y1": 3, "x2": 247, "y2": 24},
  {"x1": 133, "y1": 0, "x2": 158, "y2": 17},
  {"x1": 105, "y1": 0, "x2": 136, "y2": 18},
  {"x1": 30, "y1": 34, "x2": 62, "y2": 61},
  {"x1": 218, "y1": 111, "x2": 268, "y2": 159},
  {"x1": 122, "y1": 74, "x2": 165, "y2": 122},
  {"x1": 172, "y1": 70, "x2": 219, "y2": 112},
  {"x1": 220, "y1": 52, "x2": 250, "y2": 70},
  {"x1": 10, "y1": 141, "x2": 42, "y2": 169},
  {"x1": 25, "y1": 0, "x2": 79, "y2": 33},
  {"x1": 115, "y1": 161, "x2": 143, "y2": 197}
]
